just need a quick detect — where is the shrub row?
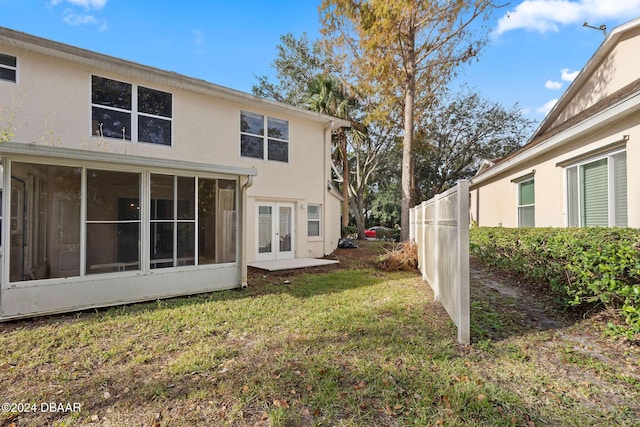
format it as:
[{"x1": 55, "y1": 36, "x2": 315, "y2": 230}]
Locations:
[{"x1": 470, "y1": 227, "x2": 640, "y2": 338}]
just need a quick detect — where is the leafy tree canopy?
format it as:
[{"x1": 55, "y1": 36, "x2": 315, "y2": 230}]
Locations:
[{"x1": 414, "y1": 89, "x2": 536, "y2": 201}]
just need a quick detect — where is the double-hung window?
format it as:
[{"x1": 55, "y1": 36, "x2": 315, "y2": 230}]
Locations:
[
  {"x1": 0, "y1": 53, "x2": 17, "y2": 83},
  {"x1": 517, "y1": 179, "x2": 535, "y2": 227},
  {"x1": 138, "y1": 86, "x2": 172, "y2": 145},
  {"x1": 240, "y1": 111, "x2": 289, "y2": 162},
  {"x1": 92, "y1": 75, "x2": 172, "y2": 145},
  {"x1": 566, "y1": 151, "x2": 627, "y2": 227},
  {"x1": 307, "y1": 204, "x2": 322, "y2": 237}
]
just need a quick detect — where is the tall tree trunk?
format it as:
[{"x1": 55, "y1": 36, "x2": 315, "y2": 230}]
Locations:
[
  {"x1": 340, "y1": 129, "x2": 349, "y2": 234},
  {"x1": 400, "y1": 38, "x2": 416, "y2": 242},
  {"x1": 349, "y1": 193, "x2": 366, "y2": 240}
]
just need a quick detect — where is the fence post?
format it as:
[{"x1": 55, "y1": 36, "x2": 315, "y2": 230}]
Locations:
[{"x1": 457, "y1": 180, "x2": 470, "y2": 345}]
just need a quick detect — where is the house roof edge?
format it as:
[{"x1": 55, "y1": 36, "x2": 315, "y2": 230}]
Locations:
[{"x1": 0, "y1": 27, "x2": 351, "y2": 129}]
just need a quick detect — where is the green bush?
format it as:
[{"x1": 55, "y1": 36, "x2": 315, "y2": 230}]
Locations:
[
  {"x1": 342, "y1": 225, "x2": 358, "y2": 239},
  {"x1": 470, "y1": 227, "x2": 640, "y2": 339}
]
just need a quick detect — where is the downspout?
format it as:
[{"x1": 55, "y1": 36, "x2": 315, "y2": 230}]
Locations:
[
  {"x1": 240, "y1": 174, "x2": 254, "y2": 288},
  {"x1": 324, "y1": 121, "x2": 334, "y2": 255}
]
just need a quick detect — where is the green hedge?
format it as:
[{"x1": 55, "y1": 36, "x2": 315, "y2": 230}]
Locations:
[{"x1": 470, "y1": 227, "x2": 640, "y2": 338}]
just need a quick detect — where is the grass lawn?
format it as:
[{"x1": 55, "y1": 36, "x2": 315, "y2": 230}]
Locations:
[{"x1": 1, "y1": 240, "x2": 639, "y2": 426}]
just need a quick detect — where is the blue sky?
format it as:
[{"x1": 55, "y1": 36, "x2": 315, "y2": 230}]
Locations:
[{"x1": 1, "y1": 1, "x2": 640, "y2": 123}]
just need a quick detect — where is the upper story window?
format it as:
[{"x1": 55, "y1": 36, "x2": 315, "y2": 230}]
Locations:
[
  {"x1": 0, "y1": 53, "x2": 17, "y2": 83},
  {"x1": 566, "y1": 150, "x2": 627, "y2": 227},
  {"x1": 240, "y1": 111, "x2": 289, "y2": 162},
  {"x1": 92, "y1": 75, "x2": 172, "y2": 146}
]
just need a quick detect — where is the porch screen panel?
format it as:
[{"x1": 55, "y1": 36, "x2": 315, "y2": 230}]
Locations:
[
  {"x1": 613, "y1": 152, "x2": 628, "y2": 227},
  {"x1": 86, "y1": 170, "x2": 140, "y2": 274},
  {"x1": 581, "y1": 159, "x2": 608, "y2": 227},
  {"x1": 9, "y1": 163, "x2": 81, "y2": 282},
  {"x1": 198, "y1": 178, "x2": 217, "y2": 265},
  {"x1": 177, "y1": 176, "x2": 195, "y2": 266},
  {"x1": 217, "y1": 180, "x2": 236, "y2": 263},
  {"x1": 150, "y1": 174, "x2": 174, "y2": 268}
]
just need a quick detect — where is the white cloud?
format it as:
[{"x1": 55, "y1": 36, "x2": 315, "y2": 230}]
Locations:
[
  {"x1": 51, "y1": 0, "x2": 107, "y2": 10},
  {"x1": 545, "y1": 80, "x2": 563, "y2": 89},
  {"x1": 63, "y1": 10, "x2": 98, "y2": 25},
  {"x1": 193, "y1": 30, "x2": 206, "y2": 46},
  {"x1": 53, "y1": 1, "x2": 108, "y2": 29},
  {"x1": 495, "y1": 0, "x2": 640, "y2": 35},
  {"x1": 537, "y1": 98, "x2": 558, "y2": 114},
  {"x1": 561, "y1": 68, "x2": 579, "y2": 81}
]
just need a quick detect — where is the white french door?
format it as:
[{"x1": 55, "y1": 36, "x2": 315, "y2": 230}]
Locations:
[{"x1": 256, "y1": 202, "x2": 295, "y2": 261}]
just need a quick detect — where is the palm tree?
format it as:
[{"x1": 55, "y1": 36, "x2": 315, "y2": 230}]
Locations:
[{"x1": 306, "y1": 74, "x2": 359, "y2": 234}]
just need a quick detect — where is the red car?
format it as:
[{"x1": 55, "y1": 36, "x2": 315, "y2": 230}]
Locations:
[{"x1": 365, "y1": 226, "x2": 393, "y2": 239}]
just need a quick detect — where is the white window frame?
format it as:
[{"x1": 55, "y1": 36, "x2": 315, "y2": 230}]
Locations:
[
  {"x1": 565, "y1": 149, "x2": 627, "y2": 227},
  {"x1": 307, "y1": 204, "x2": 322, "y2": 238},
  {"x1": 240, "y1": 111, "x2": 289, "y2": 162},
  {"x1": 0, "y1": 53, "x2": 17, "y2": 83},
  {"x1": 516, "y1": 178, "x2": 535, "y2": 227},
  {"x1": 91, "y1": 75, "x2": 173, "y2": 146}
]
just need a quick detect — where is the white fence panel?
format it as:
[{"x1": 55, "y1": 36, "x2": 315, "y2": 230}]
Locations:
[{"x1": 410, "y1": 180, "x2": 469, "y2": 344}]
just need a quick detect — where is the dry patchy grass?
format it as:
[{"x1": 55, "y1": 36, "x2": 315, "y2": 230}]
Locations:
[{"x1": 0, "y1": 240, "x2": 638, "y2": 426}]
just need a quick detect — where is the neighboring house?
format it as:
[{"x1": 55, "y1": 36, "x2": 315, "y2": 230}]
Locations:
[
  {"x1": 470, "y1": 17, "x2": 640, "y2": 229},
  {"x1": 0, "y1": 27, "x2": 348, "y2": 320}
]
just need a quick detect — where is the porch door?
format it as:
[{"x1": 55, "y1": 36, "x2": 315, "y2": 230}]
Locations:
[{"x1": 256, "y1": 202, "x2": 295, "y2": 261}]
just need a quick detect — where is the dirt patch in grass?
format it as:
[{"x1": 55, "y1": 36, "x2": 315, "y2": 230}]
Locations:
[{"x1": 470, "y1": 255, "x2": 640, "y2": 417}]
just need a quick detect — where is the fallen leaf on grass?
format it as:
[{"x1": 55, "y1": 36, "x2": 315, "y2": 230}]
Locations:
[
  {"x1": 273, "y1": 399, "x2": 290, "y2": 409},
  {"x1": 354, "y1": 380, "x2": 367, "y2": 390},
  {"x1": 524, "y1": 413, "x2": 536, "y2": 426}
]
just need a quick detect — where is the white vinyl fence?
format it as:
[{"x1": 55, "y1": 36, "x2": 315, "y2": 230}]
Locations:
[{"x1": 410, "y1": 180, "x2": 470, "y2": 344}]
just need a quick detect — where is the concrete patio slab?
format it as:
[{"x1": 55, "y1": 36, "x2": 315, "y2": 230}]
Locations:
[{"x1": 248, "y1": 258, "x2": 339, "y2": 272}]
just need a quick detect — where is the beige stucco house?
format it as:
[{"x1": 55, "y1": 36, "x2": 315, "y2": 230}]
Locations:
[
  {"x1": 0, "y1": 27, "x2": 348, "y2": 320},
  {"x1": 470, "y1": 18, "x2": 640, "y2": 229}
]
